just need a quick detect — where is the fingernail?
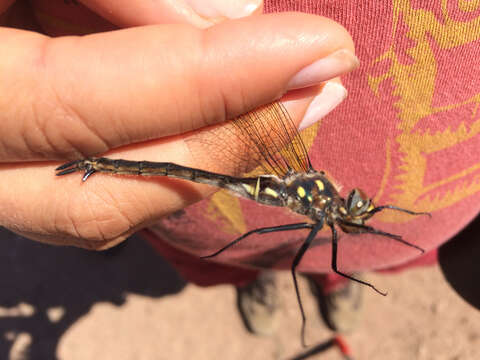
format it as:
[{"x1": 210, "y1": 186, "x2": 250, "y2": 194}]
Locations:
[
  {"x1": 184, "y1": 0, "x2": 261, "y2": 19},
  {"x1": 299, "y1": 82, "x2": 347, "y2": 130},
  {"x1": 287, "y1": 49, "x2": 359, "y2": 90}
]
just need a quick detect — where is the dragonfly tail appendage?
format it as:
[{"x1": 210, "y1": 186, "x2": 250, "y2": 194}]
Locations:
[
  {"x1": 56, "y1": 160, "x2": 95, "y2": 181},
  {"x1": 56, "y1": 160, "x2": 84, "y2": 175}
]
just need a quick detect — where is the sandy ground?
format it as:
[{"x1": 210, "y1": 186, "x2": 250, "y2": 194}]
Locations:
[{"x1": 1, "y1": 229, "x2": 479, "y2": 360}]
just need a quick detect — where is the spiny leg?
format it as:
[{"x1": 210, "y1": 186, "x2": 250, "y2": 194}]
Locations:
[
  {"x1": 338, "y1": 220, "x2": 425, "y2": 253},
  {"x1": 291, "y1": 220, "x2": 324, "y2": 348},
  {"x1": 201, "y1": 222, "x2": 313, "y2": 259},
  {"x1": 328, "y1": 223, "x2": 387, "y2": 296},
  {"x1": 369, "y1": 205, "x2": 431, "y2": 218}
]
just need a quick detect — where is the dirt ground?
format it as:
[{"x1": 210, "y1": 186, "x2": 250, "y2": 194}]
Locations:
[{"x1": 1, "y1": 230, "x2": 479, "y2": 360}]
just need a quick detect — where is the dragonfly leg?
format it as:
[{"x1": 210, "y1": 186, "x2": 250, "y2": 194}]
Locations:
[
  {"x1": 369, "y1": 204, "x2": 431, "y2": 218},
  {"x1": 290, "y1": 220, "x2": 324, "y2": 348},
  {"x1": 338, "y1": 220, "x2": 424, "y2": 253},
  {"x1": 328, "y1": 223, "x2": 387, "y2": 296},
  {"x1": 201, "y1": 222, "x2": 313, "y2": 259}
]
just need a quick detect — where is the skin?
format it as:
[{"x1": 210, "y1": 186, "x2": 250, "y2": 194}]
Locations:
[{"x1": 0, "y1": 1, "x2": 355, "y2": 249}]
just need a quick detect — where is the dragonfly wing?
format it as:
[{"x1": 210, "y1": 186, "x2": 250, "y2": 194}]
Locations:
[{"x1": 185, "y1": 102, "x2": 317, "y2": 178}]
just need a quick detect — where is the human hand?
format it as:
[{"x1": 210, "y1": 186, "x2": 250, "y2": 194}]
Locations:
[{"x1": 0, "y1": 1, "x2": 357, "y2": 249}]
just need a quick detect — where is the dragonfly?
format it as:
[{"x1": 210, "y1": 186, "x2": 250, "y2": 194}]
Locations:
[{"x1": 55, "y1": 101, "x2": 429, "y2": 346}]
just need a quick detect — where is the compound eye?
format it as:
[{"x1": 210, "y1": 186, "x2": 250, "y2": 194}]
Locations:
[
  {"x1": 346, "y1": 188, "x2": 370, "y2": 215},
  {"x1": 356, "y1": 199, "x2": 371, "y2": 213},
  {"x1": 347, "y1": 189, "x2": 362, "y2": 208}
]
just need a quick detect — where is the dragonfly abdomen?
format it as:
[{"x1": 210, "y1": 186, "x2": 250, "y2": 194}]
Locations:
[
  {"x1": 56, "y1": 158, "x2": 288, "y2": 207},
  {"x1": 86, "y1": 157, "x2": 214, "y2": 180}
]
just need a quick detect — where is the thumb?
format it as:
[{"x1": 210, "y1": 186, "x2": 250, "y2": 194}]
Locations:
[
  {"x1": 78, "y1": 0, "x2": 263, "y2": 28},
  {"x1": 0, "y1": 12, "x2": 356, "y2": 161}
]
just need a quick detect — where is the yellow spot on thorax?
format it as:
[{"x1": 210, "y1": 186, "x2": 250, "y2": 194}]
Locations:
[
  {"x1": 297, "y1": 186, "x2": 306, "y2": 198},
  {"x1": 315, "y1": 180, "x2": 325, "y2": 191}
]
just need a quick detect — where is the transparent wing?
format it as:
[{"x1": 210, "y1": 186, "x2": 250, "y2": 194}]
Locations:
[{"x1": 186, "y1": 102, "x2": 317, "y2": 178}]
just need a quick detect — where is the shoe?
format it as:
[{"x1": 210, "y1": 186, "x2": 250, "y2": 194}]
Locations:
[
  {"x1": 236, "y1": 271, "x2": 280, "y2": 336},
  {"x1": 307, "y1": 274, "x2": 363, "y2": 334}
]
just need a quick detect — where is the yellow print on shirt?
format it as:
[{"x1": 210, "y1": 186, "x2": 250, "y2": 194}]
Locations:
[{"x1": 368, "y1": 0, "x2": 480, "y2": 221}]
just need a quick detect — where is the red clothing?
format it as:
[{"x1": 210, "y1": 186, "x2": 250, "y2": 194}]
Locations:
[
  {"x1": 35, "y1": 0, "x2": 480, "y2": 286},
  {"x1": 145, "y1": 1, "x2": 480, "y2": 285}
]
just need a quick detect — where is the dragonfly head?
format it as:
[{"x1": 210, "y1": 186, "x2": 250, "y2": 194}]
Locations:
[
  {"x1": 340, "y1": 188, "x2": 376, "y2": 225},
  {"x1": 338, "y1": 188, "x2": 431, "y2": 232}
]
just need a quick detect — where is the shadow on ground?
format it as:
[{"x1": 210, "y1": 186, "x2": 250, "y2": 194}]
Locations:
[{"x1": 0, "y1": 229, "x2": 186, "y2": 360}]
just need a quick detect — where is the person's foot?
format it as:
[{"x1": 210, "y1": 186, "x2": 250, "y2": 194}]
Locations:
[
  {"x1": 308, "y1": 275, "x2": 363, "y2": 334},
  {"x1": 236, "y1": 271, "x2": 280, "y2": 336}
]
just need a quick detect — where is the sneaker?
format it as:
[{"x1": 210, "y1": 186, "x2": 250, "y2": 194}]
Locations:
[
  {"x1": 307, "y1": 275, "x2": 363, "y2": 334},
  {"x1": 236, "y1": 271, "x2": 280, "y2": 336}
]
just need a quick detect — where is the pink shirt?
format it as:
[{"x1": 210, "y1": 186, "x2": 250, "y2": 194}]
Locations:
[
  {"x1": 153, "y1": 1, "x2": 480, "y2": 274},
  {"x1": 34, "y1": 1, "x2": 480, "y2": 278}
]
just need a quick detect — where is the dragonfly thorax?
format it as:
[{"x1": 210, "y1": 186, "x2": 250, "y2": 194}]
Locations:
[
  {"x1": 284, "y1": 172, "x2": 340, "y2": 219},
  {"x1": 284, "y1": 173, "x2": 379, "y2": 229}
]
